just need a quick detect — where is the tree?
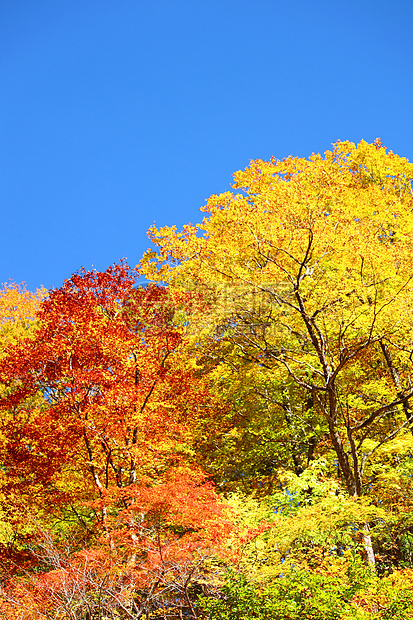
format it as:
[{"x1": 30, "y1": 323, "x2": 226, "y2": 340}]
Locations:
[
  {"x1": 0, "y1": 282, "x2": 45, "y2": 564},
  {"x1": 0, "y1": 281, "x2": 44, "y2": 355},
  {"x1": 142, "y1": 139, "x2": 413, "y2": 565},
  {"x1": 0, "y1": 263, "x2": 234, "y2": 617}
]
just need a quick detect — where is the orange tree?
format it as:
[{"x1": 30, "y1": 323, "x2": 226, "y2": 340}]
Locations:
[
  {"x1": 0, "y1": 263, "x2": 234, "y2": 618},
  {"x1": 141, "y1": 140, "x2": 413, "y2": 566}
]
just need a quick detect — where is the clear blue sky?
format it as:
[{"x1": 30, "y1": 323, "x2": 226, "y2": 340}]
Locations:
[{"x1": 1, "y1": 0, "x2": 412, "y2": 291}]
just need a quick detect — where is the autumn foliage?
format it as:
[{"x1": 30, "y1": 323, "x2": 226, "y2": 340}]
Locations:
[
  {"x1": 2, "y1": 140, "x2": 413, "y2": 618},
  {"x1": 0, "y1": 263, "x2": 233, "y2": 618}
]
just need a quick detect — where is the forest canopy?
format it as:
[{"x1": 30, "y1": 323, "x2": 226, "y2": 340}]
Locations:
[{"x1": 2, "y1": 140, "x2": 413, "y2": 618}]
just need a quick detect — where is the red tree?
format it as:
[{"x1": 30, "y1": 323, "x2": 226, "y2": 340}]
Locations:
[{"x1": 0, "y1": 262, "x2": 234, "y2": 618}]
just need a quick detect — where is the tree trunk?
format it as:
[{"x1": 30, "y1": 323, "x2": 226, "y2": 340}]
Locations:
[{"x1": 362, "y1": 522, "x2": 376, "y2": 568}]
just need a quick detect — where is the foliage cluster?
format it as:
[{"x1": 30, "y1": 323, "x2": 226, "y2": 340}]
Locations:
[{"x1": 1, "y1": 140, "x2": 413, "y2": 618}]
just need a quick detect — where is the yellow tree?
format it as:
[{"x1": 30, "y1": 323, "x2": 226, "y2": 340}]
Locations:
[
  {"x1": 0, "y1": 282, "x2": 45, "y2": 354},
  {"x1": 142, "y1": 140, "x2": 413, "y2": 563}
]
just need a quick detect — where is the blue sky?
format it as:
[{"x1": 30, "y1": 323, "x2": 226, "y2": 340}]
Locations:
[{"x1": 1, "y1": 0, "x2": 412, "y2": 291}]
